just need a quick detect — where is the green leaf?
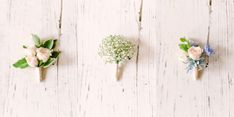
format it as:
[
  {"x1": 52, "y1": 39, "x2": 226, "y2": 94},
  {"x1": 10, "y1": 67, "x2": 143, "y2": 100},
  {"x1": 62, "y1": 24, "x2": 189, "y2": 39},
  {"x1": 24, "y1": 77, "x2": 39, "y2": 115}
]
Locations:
[
  {"x1": 51, "y1": 51, "x2": 60, "y2": 58},
  {"x1": 179, "y1": 37, "x2": 192, "y2": 52},
  {"x1": 180, "y1": 38, "x2": 187, "y2": 42},
  {"x1": 32, "y1": 34, "x2": 41, "y2": 47},
  {"x1": 23, "y1": 45, "x2": 27, "y2": 49},
  {"x1": 179, "y1": 44, "x2": 189, "y2": 52},
  {"x1": 42, "y1": 58, "x2": 57, "y2": 68},
  {"x1": 52, "y1": 40, "x2": 57, "y2": 49},
  {"x1": 42, "y1": 39, "x2": 54, "y2": 49},
  {"x1": 41, "y1": 51, "x2": 60, "y2": 68},
  {"x1": 38, "y1": 60, "x2": 44, "y2": 67},
  {"x1": 186, "y1": 43, "x2": 191, "y2": 48},
  {"x1": 13, "y1": 58, "x2": 29, "y2": 69}
]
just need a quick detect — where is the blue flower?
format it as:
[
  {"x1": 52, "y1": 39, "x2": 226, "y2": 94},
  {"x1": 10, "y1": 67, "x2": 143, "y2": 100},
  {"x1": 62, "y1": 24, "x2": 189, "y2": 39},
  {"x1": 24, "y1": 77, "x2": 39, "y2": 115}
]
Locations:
[{"x1": 204, "y1": 44, "x2": 214, "y2": 56}]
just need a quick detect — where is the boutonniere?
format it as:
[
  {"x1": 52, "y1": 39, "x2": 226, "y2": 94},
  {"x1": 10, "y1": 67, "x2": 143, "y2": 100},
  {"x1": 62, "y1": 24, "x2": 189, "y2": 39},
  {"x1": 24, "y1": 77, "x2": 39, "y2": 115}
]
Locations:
[
  {"x1": 13, "y1": 34, "x2": 60, "y2": 82},
  {"x1": 179, "y1": 38, "x2": 214, "y2": 80},
  {"x1": 98, "y1": 35, "x2": 135, "y2": 81}
]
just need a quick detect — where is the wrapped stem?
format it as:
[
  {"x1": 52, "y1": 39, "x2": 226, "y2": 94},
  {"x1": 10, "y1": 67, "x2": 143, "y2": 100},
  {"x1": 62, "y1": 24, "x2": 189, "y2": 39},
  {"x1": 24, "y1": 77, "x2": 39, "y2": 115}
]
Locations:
[
  {"x1": 205, "y1": 55, "x2": 209, "y2": 67},
  {"x1": 115, "y1": 64, "x2": 120, "y2": 81},
  {"x1": 193, "y1": 67, "x2": 199, "y2": 80},
  {"x1": 36, "y1": 67, "x2": 43, "y2": 82}
]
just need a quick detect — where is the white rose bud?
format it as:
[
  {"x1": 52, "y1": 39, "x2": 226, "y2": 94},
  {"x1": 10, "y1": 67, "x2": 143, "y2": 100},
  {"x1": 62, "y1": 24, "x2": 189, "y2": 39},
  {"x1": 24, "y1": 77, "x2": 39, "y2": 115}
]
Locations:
[
  {"x1": 188, "y1": 46, "x2": 203, "y2": 60},
  {"x1": 25, "y1": 46, "x2": 36, "y2": 56},
  {"x1": 26, "y1": 56, "x2": 38, "y2": 67},
  {"x1": 36, "y1": 47, "x2": 51, "y2": 62}
]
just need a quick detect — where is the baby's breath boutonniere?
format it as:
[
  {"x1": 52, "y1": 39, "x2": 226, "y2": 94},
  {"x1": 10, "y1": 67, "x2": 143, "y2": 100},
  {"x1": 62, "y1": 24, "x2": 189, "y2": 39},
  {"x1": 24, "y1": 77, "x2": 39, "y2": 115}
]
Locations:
[
  {"x1": 98, "y1": 35, "x2": 135, "y2": 81},
  {"x1": 13, "y1": 34, "x2": 60, "y2": 82},
  {"x1": 179, "y1": 37, "x2": 214, "y2": 80}
]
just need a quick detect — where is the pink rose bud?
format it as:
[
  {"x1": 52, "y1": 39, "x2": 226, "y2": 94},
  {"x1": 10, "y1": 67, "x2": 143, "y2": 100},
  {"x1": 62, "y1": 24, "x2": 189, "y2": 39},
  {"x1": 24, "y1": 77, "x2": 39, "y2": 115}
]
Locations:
[
  {"x1": 188, "y1": 46, "x2": 203, "y2": 60},
  {"x1": 24, "y1": 46, "x2": 36, "y2": 56},
  {"x1": 25, "y1": 56, "x2": 38, "y2": 67},
  {"x1": 36, "y1": 47, "x2": 51, "y2": 62}
]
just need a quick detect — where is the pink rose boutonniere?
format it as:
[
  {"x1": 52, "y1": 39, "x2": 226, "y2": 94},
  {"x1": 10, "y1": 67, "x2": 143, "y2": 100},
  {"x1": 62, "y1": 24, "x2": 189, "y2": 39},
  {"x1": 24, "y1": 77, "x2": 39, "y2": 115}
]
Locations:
[
  {"x1": 179, "y1": 38, "x2": 214, "y2": 80},
  {"x1": 13, "y1": 34, "x2": 61, "y2": 82}
]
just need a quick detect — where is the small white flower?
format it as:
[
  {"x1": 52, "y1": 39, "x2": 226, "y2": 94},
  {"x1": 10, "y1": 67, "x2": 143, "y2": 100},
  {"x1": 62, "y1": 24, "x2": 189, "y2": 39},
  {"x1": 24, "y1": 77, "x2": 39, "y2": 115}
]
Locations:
[
  {"x1": 188, "y1": 46, "x2": 203, "y2": 60},
  {"x1": 26, "y1": 56, "x2": 38, "y2": 67},
  {"x1": 25, "y1": 46, "x2": 36, "y2": 56},
  {"x1": 36, "y1": 47, "x2": 51, "y2": 62}
]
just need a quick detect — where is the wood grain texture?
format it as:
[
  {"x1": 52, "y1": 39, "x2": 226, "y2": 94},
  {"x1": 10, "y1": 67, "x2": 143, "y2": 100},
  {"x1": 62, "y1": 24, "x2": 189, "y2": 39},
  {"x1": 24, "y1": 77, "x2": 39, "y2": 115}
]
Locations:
[
  {"x1": 0, "y1": 0, "x2": 61, "y2": 117},
  {"x1": 59, "y1": 0, "x2": 141, "y2": 116},
  {"x1": 0, "y1": 0, "x2": 234, "y2": 117},
  {"x1": 139, "y1": 0, "x2": 210, "y2": 116}
]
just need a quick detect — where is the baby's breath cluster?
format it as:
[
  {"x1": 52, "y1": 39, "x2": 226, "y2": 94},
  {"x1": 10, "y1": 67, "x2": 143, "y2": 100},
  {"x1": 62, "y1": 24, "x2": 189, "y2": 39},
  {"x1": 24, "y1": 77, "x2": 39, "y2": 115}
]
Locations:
[{"x1": 98, "y1": 35, "x2": 135, "y2": 64}]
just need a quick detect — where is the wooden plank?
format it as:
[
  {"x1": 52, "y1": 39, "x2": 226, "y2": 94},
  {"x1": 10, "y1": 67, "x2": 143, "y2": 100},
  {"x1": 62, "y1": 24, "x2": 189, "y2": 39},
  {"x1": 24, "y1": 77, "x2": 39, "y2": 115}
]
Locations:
[
  {"x1": 0, "y1": 0, "x2": 234, "y2": 117},
  {"x1": 0, "y1": 0, "x2": 61, "y2": 117},
  {"x1": 59, "y1": 0, "x2": 141, "y2": 116},
  {"x1": 207, "y1": 0, "x2": 234, "y2": 116},
  {"x1": 139, "y1": 0, "x2": 210, "y2": 117}
]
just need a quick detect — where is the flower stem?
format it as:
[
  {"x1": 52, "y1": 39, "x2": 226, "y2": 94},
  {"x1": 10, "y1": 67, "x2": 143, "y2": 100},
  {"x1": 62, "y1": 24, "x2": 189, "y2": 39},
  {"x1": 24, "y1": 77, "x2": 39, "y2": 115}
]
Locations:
[
  {"x1": 36, "y1": 67, "x2": 43, "y2": 82},
  {"x1": 115, "y1": 64, "x2": 120, "y2": 81},
  {"x1": 205, "y1": 55, "x2": 209, "y2": 67},
  {"x1": 193, "y1": 67, "x2": 199, "y2": 80}
]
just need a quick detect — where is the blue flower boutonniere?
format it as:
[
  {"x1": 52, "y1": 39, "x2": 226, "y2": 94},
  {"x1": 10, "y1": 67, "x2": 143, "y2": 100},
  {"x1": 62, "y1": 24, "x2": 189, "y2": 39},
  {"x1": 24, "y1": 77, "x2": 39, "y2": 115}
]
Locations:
[{"x1": 179, "y1": 37, "x2": 214, "y2": 80}]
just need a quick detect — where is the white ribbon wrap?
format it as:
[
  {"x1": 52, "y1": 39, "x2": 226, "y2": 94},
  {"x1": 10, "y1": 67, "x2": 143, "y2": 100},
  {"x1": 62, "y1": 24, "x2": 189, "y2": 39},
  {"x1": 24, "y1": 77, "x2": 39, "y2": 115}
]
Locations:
[
  {"x1": 193, "y1": 67, "x2": 199, "y2": 80},
  {"x1": 36, "y1": 67, "x2": 43, "y2": 82},
  {"x1": 115, "y1": 64, "x2": 120, "y2": 81}
]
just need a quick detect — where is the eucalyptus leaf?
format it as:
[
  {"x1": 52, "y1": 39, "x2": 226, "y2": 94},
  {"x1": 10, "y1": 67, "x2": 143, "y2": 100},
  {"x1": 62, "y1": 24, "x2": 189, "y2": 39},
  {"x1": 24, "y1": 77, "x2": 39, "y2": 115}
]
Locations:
[
  {"x1": 13, "y1": 58, "x2": 29, "y2": 69},
  {"x1": 32, "y1": 34, "x2": 41, "y2": 47},
  {"x1": 42, "y1": 39, "x2": 54, "y2": 49}
]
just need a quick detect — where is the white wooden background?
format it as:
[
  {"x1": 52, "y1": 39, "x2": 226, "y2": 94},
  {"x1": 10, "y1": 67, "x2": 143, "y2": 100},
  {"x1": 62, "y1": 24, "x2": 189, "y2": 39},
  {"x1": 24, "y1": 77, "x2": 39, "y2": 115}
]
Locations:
[{"x1": 0, "y1": 0, "x2": 233, "y2": 117}]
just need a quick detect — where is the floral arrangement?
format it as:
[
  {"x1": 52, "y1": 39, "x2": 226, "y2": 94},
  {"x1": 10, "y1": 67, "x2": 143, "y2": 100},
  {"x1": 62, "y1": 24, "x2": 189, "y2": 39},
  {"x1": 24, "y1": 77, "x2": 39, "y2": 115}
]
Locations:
[
  {"x1": 98, "y1": 35, "x2": 135, "y2": 81},
  {"x1": 179, "y1": 37, "x2": 214, "y2": 80},
  {"x1": 13, "y1": 34, "x2": 60, "y2": 82}
]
